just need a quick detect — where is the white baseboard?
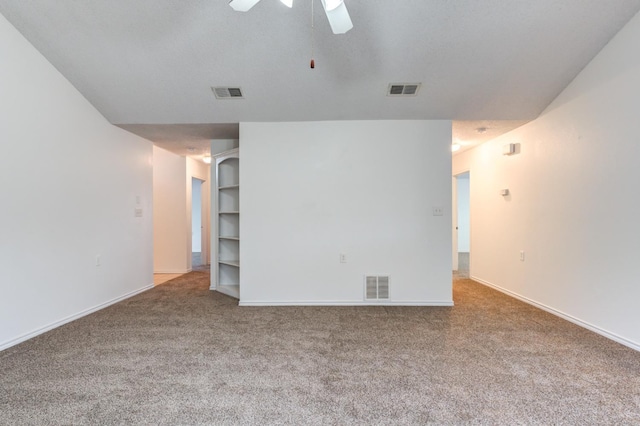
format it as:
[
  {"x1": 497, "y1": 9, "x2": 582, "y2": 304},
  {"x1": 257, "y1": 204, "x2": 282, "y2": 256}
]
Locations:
[
  {"x1": 0, "y1": 283, "x2": 154, "y2": 352},
  {"x1": 153, "y1": 269, "x2": 191, "y2": 274},
  {"x1": 471, "y1": 275, "x2": 640, "y2": 352},
  {"x1": 239, "y1": 300, "x2": 454, "y2": 307}
]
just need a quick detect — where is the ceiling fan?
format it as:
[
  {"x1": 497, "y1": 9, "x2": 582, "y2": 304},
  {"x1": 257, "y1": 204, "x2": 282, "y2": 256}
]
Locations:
[{"x1": 228, "y1": 0, "x2": 353, "y2": 34}]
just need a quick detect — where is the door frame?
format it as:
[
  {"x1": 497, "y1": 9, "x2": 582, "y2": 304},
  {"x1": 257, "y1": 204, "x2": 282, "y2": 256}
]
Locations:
[
  {"x1": 188, "y1": 172, "x2": 210, "y2": 270},
  {"x1": 452, "y1": 170, "x2": 471, "y2": 274},
  {"x1": 452, "y1": 176, "x2": 459, "y2": 271}
]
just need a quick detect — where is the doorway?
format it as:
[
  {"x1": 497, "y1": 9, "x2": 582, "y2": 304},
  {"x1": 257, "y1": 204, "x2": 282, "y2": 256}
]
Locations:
[
  {"x1": 453, "y1": 172, "x2": 470, "y2": 277},
  {"x1": 191, "y1": 177, "x2": 205, "y2": 268}
]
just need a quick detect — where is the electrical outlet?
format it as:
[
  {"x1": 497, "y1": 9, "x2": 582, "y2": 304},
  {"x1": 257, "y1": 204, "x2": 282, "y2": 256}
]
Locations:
[
  {"x1": 432, "y1": 207, "x2": 444, "y2": 216},
  {"x1": 340, "y1": 253, "x2": 347, "y2": 263},
  {"x1": 520, "y1": 251, "x2": 525, "y2": 261}
]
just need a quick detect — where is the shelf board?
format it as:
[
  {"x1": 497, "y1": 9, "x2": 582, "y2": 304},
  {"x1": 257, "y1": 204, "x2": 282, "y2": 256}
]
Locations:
[
  {"x1": 218, "y1": 211, "x2": 239, "y2": 214},
  {"x1": 216, "y1": 285, "x2": 239, "y2": 299},
  {"x1": 219, "y1": 184, "x2": 239, "y2": 190},
  {"x1": 219, "y1": 260, "x2": 240, "y2": 267},
  {"x1": 219, "y1": 236, "x2": 240, "y2": 241}
]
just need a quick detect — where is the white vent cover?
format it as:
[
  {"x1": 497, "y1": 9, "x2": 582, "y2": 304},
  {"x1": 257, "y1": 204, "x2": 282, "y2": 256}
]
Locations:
[
  {"x1": 387, "y1": 83, "x2": 421, "y2": 97},
  {"x1": 365, "y1": 276, "x2": 390, "y2": 300},
  {"x1": 212, "y1": 87, "x2": 244, "y2": 99}
]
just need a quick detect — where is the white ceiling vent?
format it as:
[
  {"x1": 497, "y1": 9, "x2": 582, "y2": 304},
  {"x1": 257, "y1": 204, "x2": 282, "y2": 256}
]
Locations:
[
  {"x1": 365, "y1": 276, "x2": 390, "y2": 300},
  {"x1": 387, "y1": 83, "x2": 421, "y2": 97},
  {"x1": 212, "y1": 87, "x2": 244, "y2": 99}
]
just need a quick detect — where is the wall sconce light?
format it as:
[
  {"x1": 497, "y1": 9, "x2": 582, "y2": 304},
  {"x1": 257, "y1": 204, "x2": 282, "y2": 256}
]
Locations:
[
  {"x1": 503, "y1": 143, "x2": 516, "y2": 155},
  {"x1": 203, "y1": 155, "x2": 212, "y2": 164}
]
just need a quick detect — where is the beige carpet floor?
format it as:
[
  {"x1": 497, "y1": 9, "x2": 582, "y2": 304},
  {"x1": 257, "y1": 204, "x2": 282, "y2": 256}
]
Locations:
[{"x1": 1, "y1": 272, "x2": 639, "y2": 424}]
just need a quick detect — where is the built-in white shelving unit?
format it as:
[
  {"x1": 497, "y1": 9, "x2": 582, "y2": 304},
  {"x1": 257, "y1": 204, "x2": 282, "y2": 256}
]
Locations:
[{"x1": 213, "y1": 149, "x2": 240, "y2": 299}]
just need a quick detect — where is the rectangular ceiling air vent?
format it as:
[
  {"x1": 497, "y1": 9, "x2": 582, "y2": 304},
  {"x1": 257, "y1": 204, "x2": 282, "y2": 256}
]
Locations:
[
  {"x1": 212, "y1": 87, "x2": 244, "y2": 99},
  {"x1": 365, "y1": 275, "x2": 390, "y2": 300},
  {"x1": 387, "y1": 83, "x2": 421, "y2": 97}
]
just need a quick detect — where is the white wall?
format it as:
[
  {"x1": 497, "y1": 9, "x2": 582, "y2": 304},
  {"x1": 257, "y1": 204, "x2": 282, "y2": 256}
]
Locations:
[
  {"x1": 153, "y1": 146, "x2": 188, "y2": 273},
  {"x1": 0, "y1": 13, "x2": 153, "y2": 350},
  {"x1": 240, "y1": 120, "x2": 452, "y2": 305},
  {"x1": 453, "y1": 10, "x2": 640, "y2": 350}
]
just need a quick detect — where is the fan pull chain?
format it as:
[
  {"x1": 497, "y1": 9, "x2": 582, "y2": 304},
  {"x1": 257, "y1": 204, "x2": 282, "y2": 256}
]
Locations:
[{"x1": 310, "y1": 0, "x2": 315, "y2": 68}]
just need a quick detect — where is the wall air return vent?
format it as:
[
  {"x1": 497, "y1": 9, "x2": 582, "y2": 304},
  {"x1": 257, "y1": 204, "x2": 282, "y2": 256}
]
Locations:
[
  {"x1": 212, "y1": 87, "x2": 244, "y2": 99},
  {"x1": 387, "y1": 83, "x2": 421, "y2": 97},
  {"x1": 365, "y1": 275, "x2": 390, "y2": 300}
]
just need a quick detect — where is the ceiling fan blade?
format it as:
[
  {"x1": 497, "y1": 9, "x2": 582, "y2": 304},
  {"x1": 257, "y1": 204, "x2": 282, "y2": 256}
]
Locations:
[
  {"x1": 320, "y1": 0, "x2": 353, "y2": 34},
  {"x1": 229, "y1": 0, "x2": 261, "y2": 12}
]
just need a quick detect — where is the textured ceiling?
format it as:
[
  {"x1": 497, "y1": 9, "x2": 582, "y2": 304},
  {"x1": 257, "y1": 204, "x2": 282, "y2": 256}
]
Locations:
[
  {"x1": 1, "y1": 0, "x2": 639, "y2": 154},
  {"x1": 452, "y1": 120, "x2": 530, "y2": 153}
]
